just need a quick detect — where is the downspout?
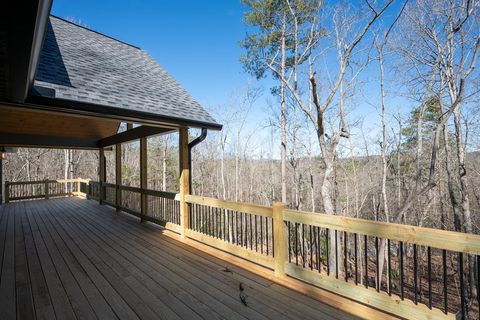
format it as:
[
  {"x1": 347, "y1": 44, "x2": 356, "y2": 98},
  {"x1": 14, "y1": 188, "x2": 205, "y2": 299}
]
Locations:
[{"x1": 188, "y1": 128, "x2": 208, "y2": 193}]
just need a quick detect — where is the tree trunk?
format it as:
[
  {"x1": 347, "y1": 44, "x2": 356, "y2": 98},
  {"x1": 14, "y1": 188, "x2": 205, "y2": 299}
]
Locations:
[
  {"x1": 377, "y1": 47, "x2": 390, "y2": 291},
  {"x1": 162, "y1": 137, "x2": 168, "y2": 191},
  {"x1": 322, "y1": 157, "x2": 337, "y2": 272},
  {"x1": 280, "y1": 11, "x2": 287, "y2": 204}
]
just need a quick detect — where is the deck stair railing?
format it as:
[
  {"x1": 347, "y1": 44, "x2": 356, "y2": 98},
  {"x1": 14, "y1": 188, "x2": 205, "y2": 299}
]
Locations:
[{"x1": 3, "y1": 178, "x2": 480, "y2": 320}]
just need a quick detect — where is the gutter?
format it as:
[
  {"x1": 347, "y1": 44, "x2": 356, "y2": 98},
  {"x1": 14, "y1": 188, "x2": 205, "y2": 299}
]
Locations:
[{"x1": 188, "y1": 128, "x2": 208, "y2": 192}]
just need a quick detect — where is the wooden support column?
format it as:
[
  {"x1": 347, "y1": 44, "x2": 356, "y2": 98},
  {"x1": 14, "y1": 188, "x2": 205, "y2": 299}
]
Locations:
[
  {"x1": 45, "y1": 180, "x2": 49, "y2": 199},
  {"x1": 0, "y1": 156, "x2": 2, "y2": 204},
  {"x1": 140, "y1": 137, "x2": 147, "y2": 222},
  {"x1": 115, "y1": 143, "x2": 122, "y2": 211},
  {"x1": 4, "y1": 181, "x2": 9, "y2": 203},
  {"x1": 273, "y1": 202, "x2": 287, "y2": 277},
  {"x1": 99, "y1": 147, "x2": 105, "y2": 205},
  {"x1": 179, "y1": 127, "x2": 190, "y2": 238}
]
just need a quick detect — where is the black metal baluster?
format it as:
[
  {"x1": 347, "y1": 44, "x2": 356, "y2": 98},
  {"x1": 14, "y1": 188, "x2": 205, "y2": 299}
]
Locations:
[
  {"x1": 459, "y1": 252, "x2": 466, "y2": 320},
  {"x1": 250, "y1": 214, "x2": 253, "y2": 250},
  {"x1": 364, "y1": 235, "x2": 368, "y2": 288},
  {"x1": 376, "y1": 237, "x2": 380, "y2": 292},
  {"x1": 442, "y1": 249, "x2": 448, "y2": 313},
  {"x1": 235, "y1": 211, "x2": 239, "y2": 245},
  {"x1": 387, "y1": 239, "x2": 391, "y2": 296},
  {"x1": 413, "y1": 244, "x2": 418, "y2": 304},
  {"x1": 266, "y1": 218, "x2": 269, "y2": 256},
  {"x1": 295, "y1": 223, "x2": 299, "y2": 265},
  {"x1": 212, "y1": 207, "x2": 215, "y2": 237},
  {"x1": 223, "y1": 209, "x2": 227, "y2": 241},
  {"x1": 354, "y1": 233, "x2": 358, "y2": 285},
  {"x1": 302, "y1": 224, "x2": 306, "y2": 268},
  {"x1": 288, "y1": 221, "x2": 291, "y2": 262},
  {"x1": 326, "y1": 229, "x2": 330, "y2": 276},
  {"x1": 200, "y1": 205, "x2": 204, "y2": 233},
  {"x1": 199, "y1": 205, "x2": 203, "y2": 233},
  {"x1": 255, "y1": 216, "x2": 258, "y2": 252},
  {"x1": 244, "y1": 213, "x2": 248, "y2": 248},
  {"x1": 207, "y1": 206, "x2": 210, "y2": 235},
  {"x1": 217, "y1": 208, "x2": 220, "y2": 238},
  {"x1": 344, "y1": 232, "x2": 348, "y2": 282},
  {"x1": 308, "y1": 225, "x2": 313, "y2": 270},
  {"x1": 261, "y1": 217, "x2": 264, "y2": 254},
  {"x1": 316, "y1": 227, "x2": 321, "y2": 273},
  {"x1": 228, "y1": 210, "x2": 231, "y2": 243},
  {"x1": 400, "y1": 241, "x2": 404, "y2": 300},
  {"x1": 427, "y1": 246, "x2": 432, "y2": 309},
  {"x1": 240, "y1": 212, "x2": 244, "y2": 247},
  {"x1": 213, "y1": 207, "x2": 216, "y2": 238},
  {"x1": 218, "y1": 208, "x2": 222, "y2": 239},
  {"x1": 196, "y1": 204, "x2": 200, "y2": 231},
  {"x1": 335, "y1": 230, "x2": 338, "y2": 279},
  {"x1": 192, "y1": 204, "x2": 195, "y2": 230}
]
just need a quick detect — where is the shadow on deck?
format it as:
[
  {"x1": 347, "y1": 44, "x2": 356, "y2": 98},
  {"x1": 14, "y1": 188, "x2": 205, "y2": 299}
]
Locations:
[{"x1": 0, "y1": 197, "x2": 368, "y2": 320}]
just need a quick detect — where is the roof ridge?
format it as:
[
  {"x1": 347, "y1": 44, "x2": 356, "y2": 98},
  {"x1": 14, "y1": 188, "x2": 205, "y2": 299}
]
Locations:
[{"x1": 50, "y1": 14, "x2": 141, "y2": 50}]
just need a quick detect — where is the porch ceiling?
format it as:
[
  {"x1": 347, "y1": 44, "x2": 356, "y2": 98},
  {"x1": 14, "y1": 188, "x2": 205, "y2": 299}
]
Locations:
[
  {"x1": 0, "y1": 105, "x2": 120, "y2": 139},
  {"x1": 0, "y1": 105, "x2": 120, "y2": 149},
  {"x1": 0, "y1": 104, "x2": 175, "y2": 149}
]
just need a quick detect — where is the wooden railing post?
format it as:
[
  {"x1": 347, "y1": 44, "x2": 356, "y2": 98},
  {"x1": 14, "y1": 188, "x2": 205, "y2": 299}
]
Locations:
[
  {"x1": 140, "y1": 137, "x2": 147, "y2": 222},
  {"x1": 273, "y1": 202, "x2": 287, "y2": 278},
  {"x1": 86, "y1": 179, "x2": 91, "y2": 200},
  {"x1": 5, "y1": 181, "x2": 9, "y2": 203},
  {"x1": 99, "y1": 147, "x2": 105, "y2": 205},
  {"x1": 45, "y1": 180, "x2": 49, "y2": 199},
  {"x1": 179, "y1": 127, "x2": 190, "y2": 238},
  {"x1": 115, "y1": 143, "x2": 122, "y2": 211}
]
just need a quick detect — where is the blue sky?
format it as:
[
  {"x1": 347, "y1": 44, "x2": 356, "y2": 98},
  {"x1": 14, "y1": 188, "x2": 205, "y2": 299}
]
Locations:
[
  {"x1": 51, "y1": 1, "x2": 412, "y2": 157},
  {"x1": 52, "y1": 0, "x2": 255, "y2": 108}
]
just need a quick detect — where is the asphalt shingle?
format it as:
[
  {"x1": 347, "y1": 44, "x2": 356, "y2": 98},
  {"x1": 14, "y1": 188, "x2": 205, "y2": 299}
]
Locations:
[{"x1": 33, "y1": 16, "x2": 220, "y2": 129}]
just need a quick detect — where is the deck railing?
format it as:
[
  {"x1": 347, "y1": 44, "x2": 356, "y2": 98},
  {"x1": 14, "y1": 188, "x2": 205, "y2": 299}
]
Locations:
[
  {"x1": 4, "y1": 178, "x2": 83, "y2": 202},
  {"x1": 183, "y1": 197, "x2": 480, "y2": 320},
  {"x1": 83, "y1": 181, "x2": 181, "y2": 233},
  {"x1": 3, "y1": 178, "x2": 479, "y2": 319}
]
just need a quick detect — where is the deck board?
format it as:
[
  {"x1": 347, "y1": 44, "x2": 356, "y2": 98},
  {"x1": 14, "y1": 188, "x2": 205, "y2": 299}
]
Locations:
[{"x1": 0, "y1": 197, "x2": 361, "y2": 320}]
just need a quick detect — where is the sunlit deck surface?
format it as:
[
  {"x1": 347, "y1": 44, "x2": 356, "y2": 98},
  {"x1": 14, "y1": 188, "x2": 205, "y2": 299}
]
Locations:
[{"x1": 0, "y1": 197, "x2": 359, "y2": 320}]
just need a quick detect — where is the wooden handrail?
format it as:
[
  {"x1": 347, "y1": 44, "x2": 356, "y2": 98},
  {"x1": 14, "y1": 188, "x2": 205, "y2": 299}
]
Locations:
[
  {"x1": 283, "y1": 208, "x2": 480, "y2": 255},
  {"x1": 185, "y1": 194, "x2": 273, "y2": 218},
  {"x1": 7, "y1": 178, "x2": 82, "y2": 186}
]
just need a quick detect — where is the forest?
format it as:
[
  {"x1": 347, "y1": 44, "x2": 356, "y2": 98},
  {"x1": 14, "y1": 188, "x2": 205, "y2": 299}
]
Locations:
[{"x1": 4, "y1": 0, "x2": 479, "y2": 235}]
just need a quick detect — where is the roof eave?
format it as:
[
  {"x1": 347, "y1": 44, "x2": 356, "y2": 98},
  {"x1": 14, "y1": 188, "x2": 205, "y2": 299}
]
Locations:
[
  {"x1": 6, "y1": 0, "x2": 52, "y2": 102},
  {"x1": 25, "y1": 95, "x2": 223, "y2": 131}
]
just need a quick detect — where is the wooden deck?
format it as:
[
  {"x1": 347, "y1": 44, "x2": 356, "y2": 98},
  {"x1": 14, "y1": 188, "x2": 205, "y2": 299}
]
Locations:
[{"x1": 0, "y1": 197, "x2": 361, "y2": 320}]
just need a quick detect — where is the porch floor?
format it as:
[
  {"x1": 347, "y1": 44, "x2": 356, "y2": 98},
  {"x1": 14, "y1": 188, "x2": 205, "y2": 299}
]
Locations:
[{"x1": 0, "y1": 197, "x2": 360, "y2": 320}]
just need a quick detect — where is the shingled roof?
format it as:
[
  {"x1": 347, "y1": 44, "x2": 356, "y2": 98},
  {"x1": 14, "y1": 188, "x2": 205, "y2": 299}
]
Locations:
[{"x1": 30, "y1": 16, "x2": 221, "y2": 130}]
